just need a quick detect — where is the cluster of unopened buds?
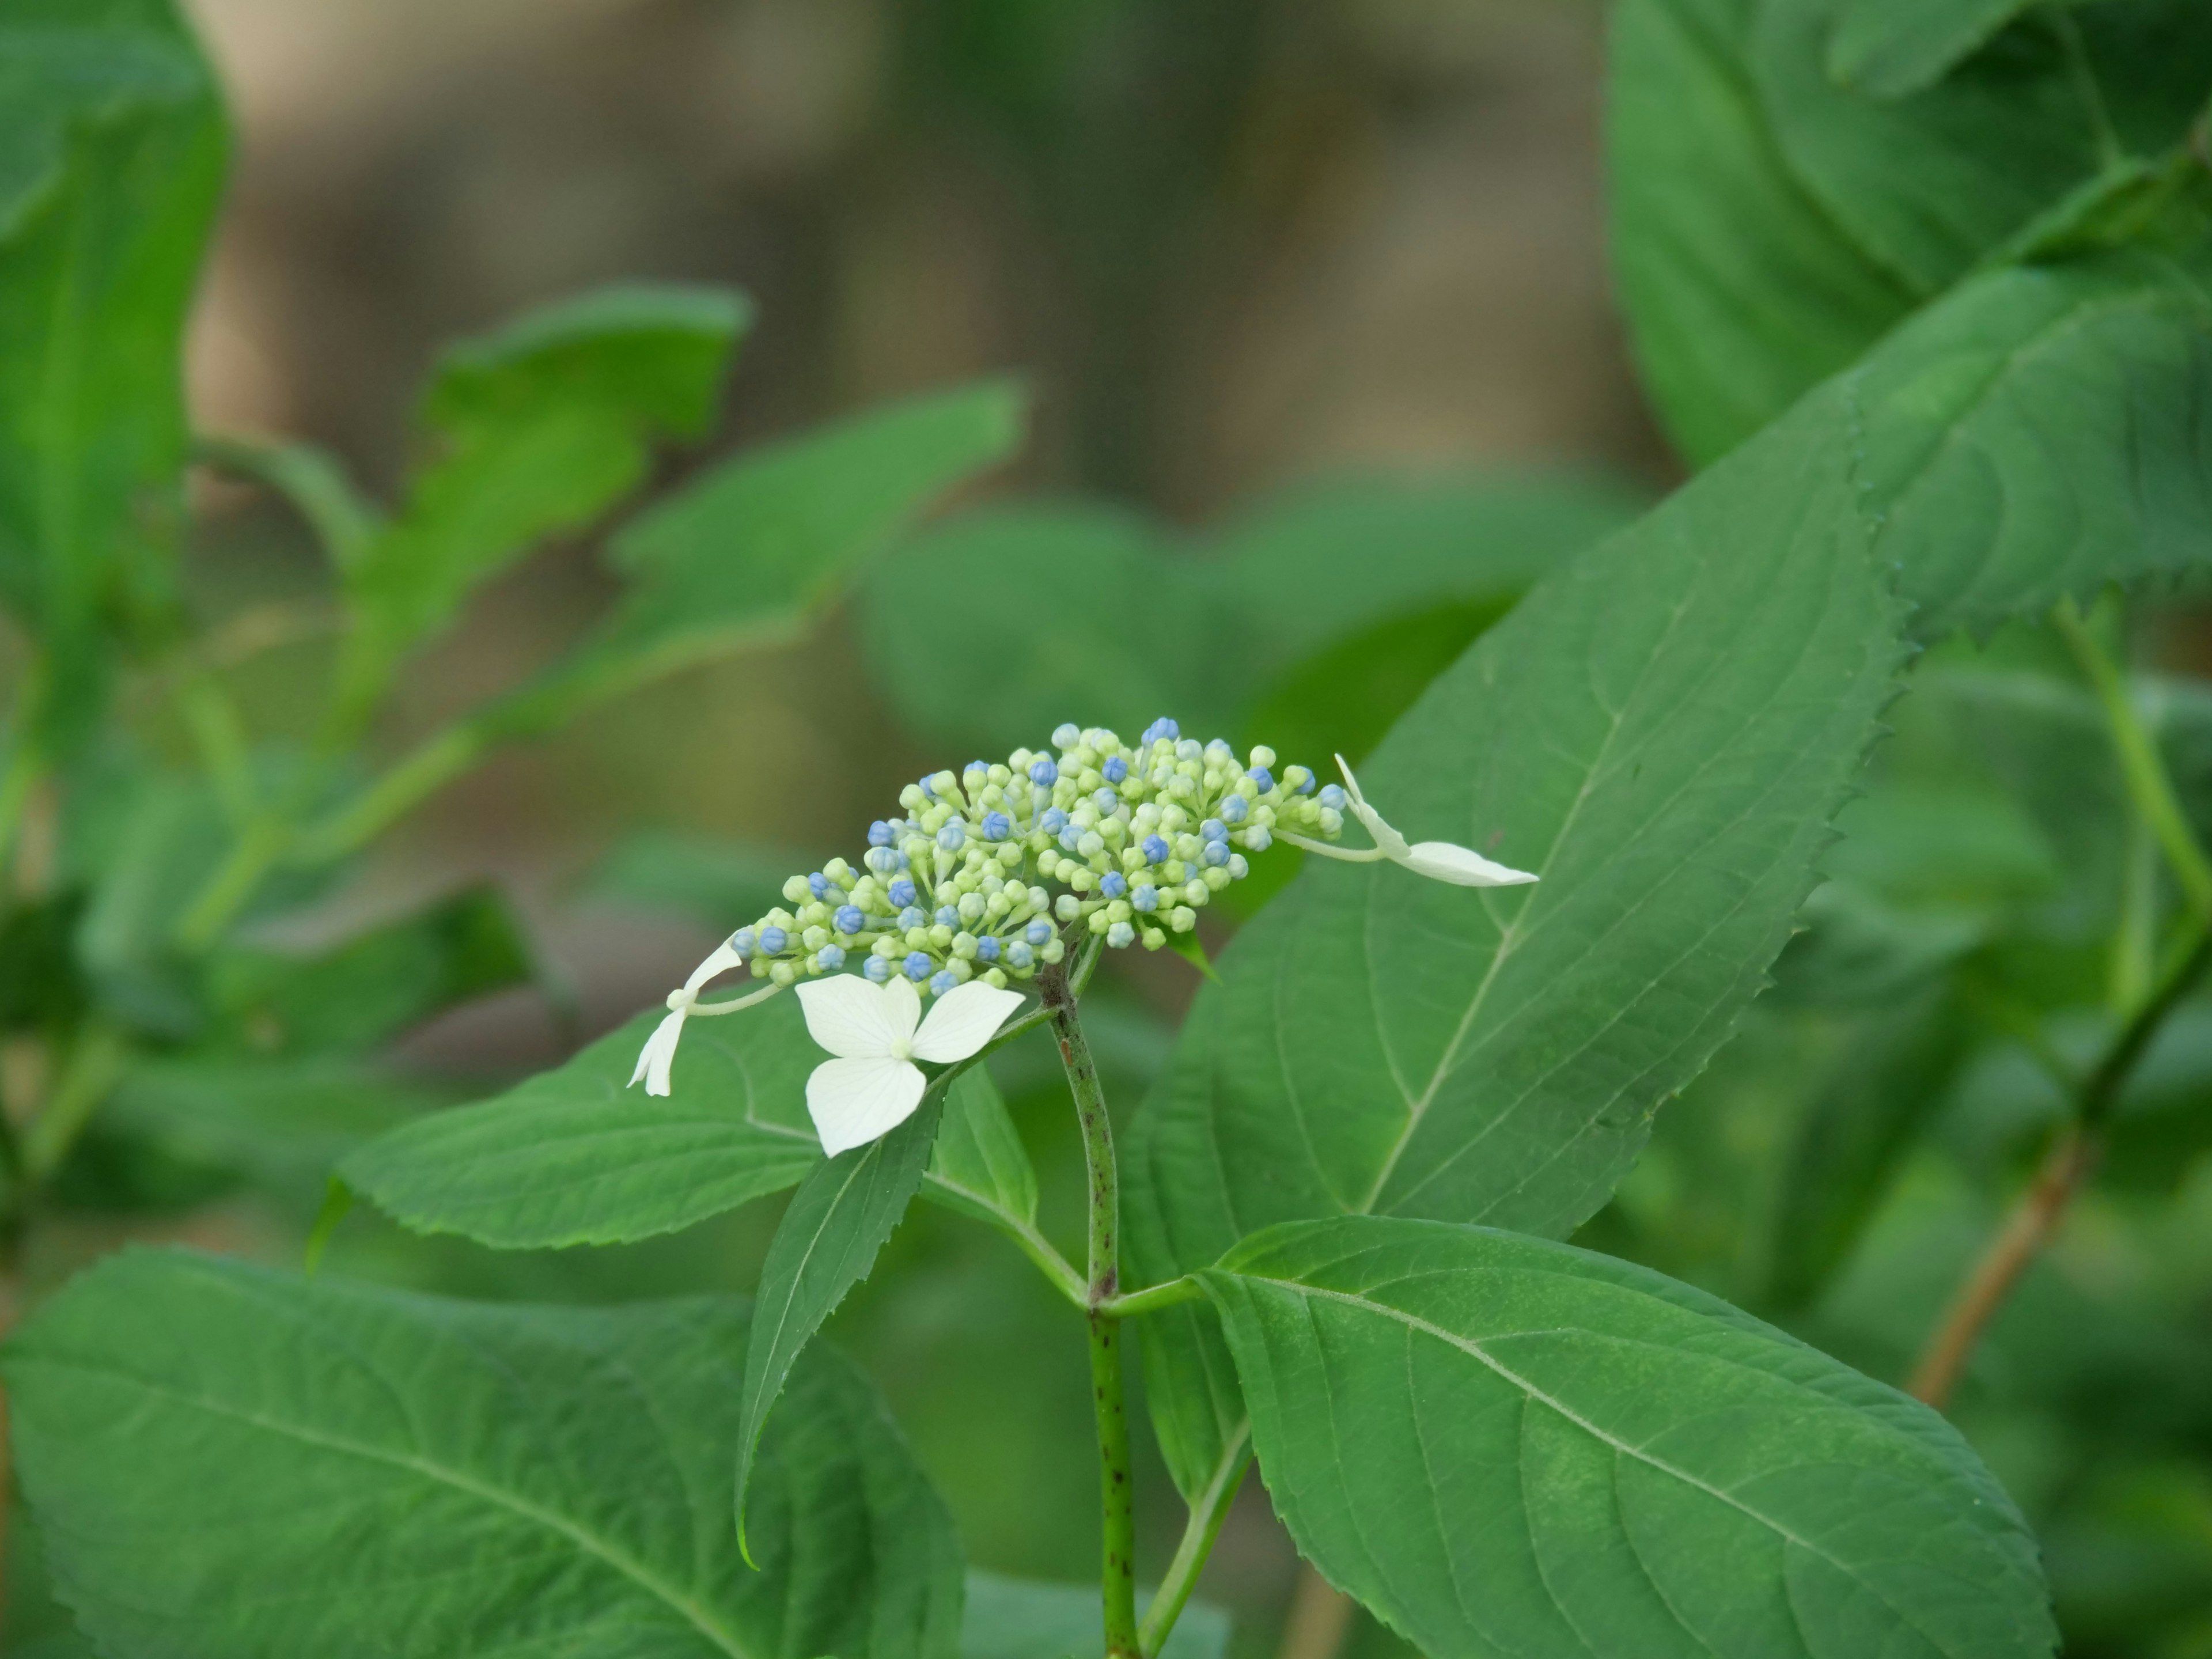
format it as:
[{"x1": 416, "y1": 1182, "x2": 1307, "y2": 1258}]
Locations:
[{"x1": 632, "y1": 717, "x2": 1536, "y2": 1155}]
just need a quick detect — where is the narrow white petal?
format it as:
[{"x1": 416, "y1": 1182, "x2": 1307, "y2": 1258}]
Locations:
[
  {"x1": 807, "y1": 1056, "x2": 928, "y2": 1157},
  {"x1": 1334, "y1": 756, "x2": 1412, "y2": 859},
  {"x1": 681, "y1": 940, "x2": 746, "y2": 996},
  {"x1": 630, "y1": 1008, "x2": 688, "y2": 1096},
  {"x1": 880, "y1": 973, "x2": 923, "y2": 1047},
  {"x1": 910, "y1": 980, "x2": 1027, "y2": 1063},
  {"x1": 795, "y1": 974, "x2": 901, "y2": 1059},
  {"x1": 1405, "y1": 840, "x2": 1540, "y2": 887}
]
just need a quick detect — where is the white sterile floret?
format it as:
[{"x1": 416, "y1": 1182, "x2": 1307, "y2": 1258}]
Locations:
[
  {"x1": 1277, "y1": 755, "x2": 1539, "y2": 888},
  {"x1": 794, "y1": 975, "x2": 1025, "y2": 1156},
  {"x1": 627, "y1": 937, "x2": 780, "y2": 1096}
]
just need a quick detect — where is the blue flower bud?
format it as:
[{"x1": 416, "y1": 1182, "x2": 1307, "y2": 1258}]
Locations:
[
  {"x1": 834, "y1": 905, "x2": 865, "y2": 935},
  {"x1": 1201, "y1": 840, "x2": 1230, "y2": 868},
  {"x1": 729, "y1": 927, "x2": 757, "y2": 957},
  {"x1": 1102, "y1": 755, "x2": 1129, "y2": 784},
  {"x1": 904, "y1": 952, "x2": 934, "y2": 981},
  {"x1": 982, "y1": 810, "x2": 1011, "y2": 841},
  {"x1": 1247, "y1": 767, "x2": 1274, "y2": 794},
  {"x1": 1030, "y1": 757, "x2": 1059, "y2": 786},
  {"x1": 817, "y1": 944, "x2": 847, "y2": 971},
  {"x1": 809, "y1": 872, "x2": 831, "y2": 900},
  {"x1": 1100, "y1": 870, "x2": 1127, "y2": 899},
  {"x1": 1040, "y1": 807, "x2": 1070, "y2": 836},
  {"x1": 758, "y1": 926, "x2": 789, "y2": 955},
  {"x1": 865, "y1": 955, "x2": 892, "y2": 982},
  {"x1": 918, "y1": 774, "x2": 937, "y2": 798},
  {"x1": 1205, "y1": 739, "x2": 1234, "y2": 766},
  {"x1": 1058, "y1": 826, "x2": 1085, "y2": 853},
  {"x1": 898, "y1": 906, "x2": 927, "y2": 930},
  {"x1": 935, "y1": 906, "x2": 960, "y2": 929},
  {"x1": 866, "y1": 846, "x2": 901, "y2": 874},
  {"x1": 1142, "y1": 834, "x2": 1170, "y2": 865},
  {"x1": 1288, "y1": 765, "x2": 1315, "y2": 794},
  {"x1": 1107, "y1": 921, "x2": 1135, "y2": 948},
  {"x1": 1094, "y1": 787, "x2": 1119, "y2": 815},
  {"x1": 1201, "y1": 817, "x2": 1228, "y2": 842},
  {"x1": 1006, "y1": 941, "x2": 1035, "y2": 969},
  {"x1": 1025, "y1": 919, "x2": 1054, "y2": 946},
  {"x1": 1132, "y1": 884, "x2": 1159, "y2": 912},
  {"x1": 1142, "y1": 717, "x2": 1179, "y2": 745},
  {"x1": 888, "y1": 876, "x2": 918, "y2": 907},
  {"x1": 1052, "y1": 722, "x2": 1082, "y2": 748},
  {"x1": 976, "y1": 934, "x2": 1002, "y2": 962},
  {"x1": 868, "y1": 820, "x2": 894, "y2": 847},
  {"x1": 965, "y1": 761, "x2": 990, "y2": 787},
  {"x1": 930, "y1": 969, "x2": 960, "y2": 995},
  {"x1": 1319, "y1": 783, "x2": 1347, "y2": 810},
  {"x1": 937, "y1": 820, "x2": 966, "y2": 851}
]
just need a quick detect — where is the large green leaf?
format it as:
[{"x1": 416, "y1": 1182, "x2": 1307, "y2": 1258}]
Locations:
[
  {"x1": 6, "y1": 1249, "x2": 964, "y2": 1659},
  {"x1": 1609, "y1": 0, "x2": 2212, "y2": 463},
  {"x1": 336, "y1": 284, "x2": 749, "y2": 705},
  {"x1": 487, "y1": 379, "x2": 1026, "y2": 739},
  {"x1": 924, "y1": 1066, "x2": 1039, "y2": 1233},
  {"x1": 0, "y1": 0, "x2": 226, "y2": 752},
  {"x1": 1850, "y1": 248, "x2": 2212, "y2": 642},
  {"x1": 1825, "y1": 0, "x2": 2037, "y2": 96},
  {"x1": 959, "y1": 1573, "x2": 1229, "y2": 1659},
  {"x1": 1127, "y1": 384, "x2": 1902, "y2": 1495},
  {"x1": 859, "y1": 473, "x2": 1639, "y2": 757},
  {"x1": 343, "y1": 998, "x2": 822, "y2": 1248},
  {"x1": 736, "y1": 1096, "x2": 944, "y2": 1551},
  {"x1": 1201, "y1": 1217, "x2": 2056, "y2": 1659}
]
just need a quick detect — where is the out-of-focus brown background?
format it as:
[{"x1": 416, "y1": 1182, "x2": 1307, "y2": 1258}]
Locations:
[{"x1": 177, "y1": 1, "x2": 1663, "y2": 1647}]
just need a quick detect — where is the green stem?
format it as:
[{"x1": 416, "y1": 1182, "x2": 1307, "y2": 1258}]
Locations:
[
  {"x1": 2054, "y1": 597, "x2": 2212, "y2": 921},
  {"x1": 22, "y1": 1022, "x2": 127, "y2": 1181},
  {"x1": 294, "y1": 724, "x2": 483, "y2": 864},
  {"x1": 1044, "y1": 956, "x2": 1139, "y2": 1659},
  {"x1": 172, "y1": 814, "x2": 291, "y2": 950},
  {"x1": 1139, "y1": 1433, "x2": 1252, "y2": 1658},
  {"x1": 1101, "y1": 1277, "x2": 1205, "y2": 1319}
]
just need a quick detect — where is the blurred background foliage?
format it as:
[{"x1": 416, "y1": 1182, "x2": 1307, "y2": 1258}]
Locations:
[{"x1": 5, "y1": 1, "x2": 2211, "y2": 1657}]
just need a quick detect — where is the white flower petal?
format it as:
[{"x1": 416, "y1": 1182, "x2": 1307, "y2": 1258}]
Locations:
[
  {"x1": 681, "y1": 940, "x2": 745, "y2": 996},
  {"x1": 796, "y1": 973, "x2": 902, "y2": 1059},
  {"x1": 880, "y1": 973, "x2": 923, "y2": 1046},
  {"x1": 1404, "y1": 840, "x2": 1540, "y2": 887},
  {"x1": 1335, "y1": 755, "x2": 1411, "y2": 859},
  {"x1": 910, "y1": 980, "x2": 1026, "y2": 1063},
  {"x1": 630, "y1": 1007, "x2": 688, "y2": 1096},
  {"x1": 806, "y1": 1055, "x2": 927, "y2": 1157}
]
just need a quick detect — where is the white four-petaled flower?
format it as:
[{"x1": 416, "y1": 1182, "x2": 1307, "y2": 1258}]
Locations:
[{"x1": 794, "y1": 974, "x2": 1025, "y2": 1156}]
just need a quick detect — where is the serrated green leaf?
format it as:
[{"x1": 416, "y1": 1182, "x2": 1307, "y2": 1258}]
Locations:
[
  {"x1": 488, "y1": 379, "x2": 1025, "y2": 739},
  {"x1": 0, "y1": 0, "x2": 226, "y2": 753},
  {"x1": 736, "y1": 1094, "x2": 944, "y2": 1558},
  {"x1": 859, "y1": 474, "x2": 1638, "y2": 757},
  {"x1": 5, "y1": 1248, "x2": 964, "y2": 1659},
  {"x1": 1200, "y1": 1216, "x2": 2056, "y2": 1659},
  {"x1": 1127, "y1": 383, "x2": 1902, "y2": 1494},
  {"x1": 343, "y1": 998, "x2": 823, "y2": 1248},
  {"x1": 205, "y1": 880, "x2": 537, "y2": 1055},
  {"x1": 338, "y1": 283, "x2": 749, "y2": 699},
  {"x1": 1850, "y1": 249, "x2": 2212, "y2": 642},
  {"x1": 960, "y1": 1572, "x2": 1229, "y2": 1659},
  {"x1": 925, "y1": 1066, "x2": 1038, "y2": 1230}
]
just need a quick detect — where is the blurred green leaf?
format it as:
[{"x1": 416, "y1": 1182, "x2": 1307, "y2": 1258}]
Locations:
[
  {"x1": 860, "y1": 472, "x2": 1641, "y2": 757},
  {"x1": 489, "y1": 378, "x2": 1027, "y2": 739},
  {"x1": 0, "y1": 0, "x2": 226, "y2": 752},
  {"x1": 1202, "y1": 1217, "x2": 2056, "y2": 1659},
  {"x1": 343, "y1": 999, "x2": 821, "y2": 1248},
  {"x1": 736, "y1": 1096, "x2": 944, "y2": 1556},
  {"x1": 338, "y1": 284, "x2": 751, "y2": 703},
  {"x1": 960, "y1": 1572, "x2": 1229, "y2": 1659},
  {"x1": 1128, "y1": 384, "x2": 1901, "y2": 1497},
  {"x1": 204, "y1": 881, "x2": 536, "y2": 1055},
  {"x1": 6, "y1": 1249, "x2": 964, "y2": 1659},
  {"x1": 584, "y1": 831, "x2": 821, "y2": 930},
  {"x1": 1825, "y1": 0, "x2": 2039, "y2": 96}
]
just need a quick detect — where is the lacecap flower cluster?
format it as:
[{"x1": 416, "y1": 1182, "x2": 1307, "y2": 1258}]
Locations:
[{"x1": 726, "y1": 718, "x2": 1347, "y2": 999}]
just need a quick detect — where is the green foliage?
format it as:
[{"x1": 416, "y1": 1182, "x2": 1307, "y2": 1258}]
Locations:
[
  {"x1": 5, "y1": 1249, "x2": 964, "y2": 1659},
  {"x1": 960, "y1": 1574, "x2": 1229, "y2": 1659},
  {"x1": 0, "y1": 0, "x2": 226, "y2": 754},
  {"x1": 1128, "y1": 385, "x2": 1902, "y2": 1495},
  {"x1": 1202, "y1": 1218, "x2": 2056, "y2": 1659},
  {"x1": 737, "y1": 1096, "x2": 946, "y2": 1553},
  {"x1": 925, "y1": 1067, "x2": 1040, "y2": 1232},
  {"x1": 861, "y1": 474, "x2": 1640, "y2": 756},
  {"x1": 342, "y1": 1001, "x2": 822, "y2": 1248}
]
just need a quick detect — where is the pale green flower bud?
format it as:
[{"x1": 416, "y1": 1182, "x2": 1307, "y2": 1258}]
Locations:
[
  {"x1": 1169, "y1": 906, "x2": 1196, "y2": 933},
  {"x1": 906, "y1": 927, "x2": 930, "y2": 949},
  {"x1": 1184, "y1": 880, "x2": 1210, "y2": 907},
  {"x1": 952, "y1": 931, "x2": 979, "y2": 959},
  {"x1": 1069, "y1": 868, "x2": 1095, "y2": 893},
  {"x1": 1041, "y1": 937, "x2": 1067, "y2": 964},
  {"x1": 899, "y1": 784, "x2": 928, "y2": 811},
  {"x1": 1202, "y1": 865, "x2": 1230, "y2": 892},
  {"x1": 1055, "y1": 893, "x2": 1082, "y2": 922},
  {"x1": 1318, "y1": 806, "x2": 1344, "y2": 835},
  {"x1": 930, "y1": 769, "x2": 960, "y2": 801},
  {"x1": 782, "y1": 875, "x2": 811, "y2": 904},
  {"x1": 1088, "y1": 909, "x2": 1111, "y2": 935},
  {"x1": 1249, "y1": 745, "x2": 1276, "y2": 770},
  {"x1": 988, "y1": 763, "x2": 1013, "y2": 786},
  {"x1": 770, "y1": 960, "x2": 799, "y2": 986},
  {"x1": 1107, "y1": 899, "x2": 1132, "y2": 923},
  {"x1": 1142, "y1": 926, "x2": 1166, "y2": 950},
  {"x1": 983, "y1": 967, "x2": 1009, "y2": 988},
  {"x1": 997, "y1": 844, "x2": 1024, "y2": 869},
  {"x1": 803, "y1": 926, "x2": 830, "y2": 951},
  {"x1": 929, "y1": 923, "x2": 955, "y2": 948},
  {"x1": 958, "y1": 891, "x2": 986, "y2": 925},
  {"x1": 1160, "y1": 804, "x2": 1189, "y2": 833}
]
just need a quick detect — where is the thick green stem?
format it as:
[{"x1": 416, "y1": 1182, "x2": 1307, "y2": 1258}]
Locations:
[
  {"x1": 1044, "y1": 955, "x2": 1139, "y2": 1659},
  {"x1": 2054, "y1": 598, "x2": 2212, "y2": 921}
]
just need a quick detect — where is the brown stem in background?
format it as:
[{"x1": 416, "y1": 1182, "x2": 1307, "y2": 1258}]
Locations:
[
  {"x1": 1909, "y1": 930, "x2": 2212, "y2": 1408},
  {"x1": 1276, "y1": 1564, "x2": 1355, "y2": 1659}
]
